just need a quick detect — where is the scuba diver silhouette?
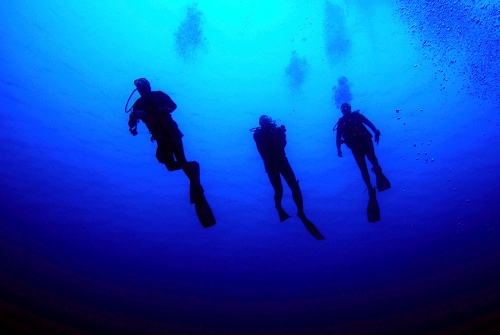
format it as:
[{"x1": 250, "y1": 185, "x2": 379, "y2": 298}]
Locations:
[
  {"x1": 335, "y1": 102, "x2": 391, "y2": 222},
  {"x1": 252, "y1": 115, "x2": 324, "y2": 239},
  {"x1": 125, "y1": 78, "x2": 215, "y2": 228}
]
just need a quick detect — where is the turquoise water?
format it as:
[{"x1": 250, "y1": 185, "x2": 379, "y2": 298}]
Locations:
[{"x1": 1, "y1": 1, "x2": 499, "y2": 334}]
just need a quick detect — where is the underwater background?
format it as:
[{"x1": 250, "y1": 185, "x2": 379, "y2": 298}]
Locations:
[{"x1": 1, "y1": 0, "x2": 499, "y2": 334}]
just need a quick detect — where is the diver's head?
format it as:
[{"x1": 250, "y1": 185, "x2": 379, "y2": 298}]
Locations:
[
  {"x1": 259, "y1": 115, "x2": 276, "y2": 128},
  {"x1": 341, "y1": 102, "x2": 351, "y2": 116},
  {"x1": 134, "y1": 78, "x2": 151, "y2": 96}
]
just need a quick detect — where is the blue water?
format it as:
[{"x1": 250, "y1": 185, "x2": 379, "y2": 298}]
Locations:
[{"x1": 1, "y1": 1, "x2": 499, "y2": 334}]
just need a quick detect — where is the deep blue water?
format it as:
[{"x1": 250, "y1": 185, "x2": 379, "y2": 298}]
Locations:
[{"x1": 1, "y1": 1, "x2": 499, "y2": 334}]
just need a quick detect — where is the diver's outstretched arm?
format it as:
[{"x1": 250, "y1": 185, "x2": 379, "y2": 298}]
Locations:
[
  {"x1": 335, "y1": 125, "x2": 343, "y2": 157},
  {"x1": 360, "y1": 114, "x2": 381, "y2": 144}
]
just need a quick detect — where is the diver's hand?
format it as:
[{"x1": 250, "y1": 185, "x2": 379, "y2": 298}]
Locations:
[
  {"x1": 338, "y1": 150, "x2": 343, "y2": 157},
  {"x1": 374, "y1": 129, "x2": 380, "y2": 145},
  {"x1": 129, "y1": 127, "x2": 138, "y2": 136}
]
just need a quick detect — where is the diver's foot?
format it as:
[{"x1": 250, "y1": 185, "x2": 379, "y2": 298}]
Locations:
[
  {"x1": 277, "y1": 208, "x2": 291, "y2": 222},
  {"x1": 371, "y1": 165, "x2": 382, "y2": 174},
  {"x1": 297, "y1": 211, "x2": 307, "y2": 221}
]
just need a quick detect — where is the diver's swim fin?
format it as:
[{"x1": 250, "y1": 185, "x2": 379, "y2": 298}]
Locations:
[
  {"x1": 367, "y1": 189, "x2": 380, "y2": 222},
  {"x1": 298, "y1": 213, "x2": 325, "y2": 240},
  {"x1": 183, "y1": 161, "x2": 215, "y2": 227},
  {"x1": 186, "y1": 162, "x2": 202, "y2": 204},
  {"x1": 277, "y1": 207, "x2": 291, "y2": 222},
  {"x1": 373, "y1": 167, "x2": 391, "y2": 192},
  {"x1": 190, "y1": 183, "x2": 205, "y2": 204},
  {"x1": 195, "y1": 195, "x2": 216, "y2": 228}
]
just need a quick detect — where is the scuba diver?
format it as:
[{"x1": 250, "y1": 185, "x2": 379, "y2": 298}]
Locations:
[
  {"x1": 125, "y1": 78, "x2": 215, "y2": 228},
  {"x1": 252, "y1": 115, "x2": 324, "y2": 240},
  {"x1": 335, "y1": 102, "x2": 391, "y2": 222}
]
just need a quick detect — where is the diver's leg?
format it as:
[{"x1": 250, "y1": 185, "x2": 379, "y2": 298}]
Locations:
[
  {"x1": 352, "y1": 149, "x2": 374, "y2": 191},
  {"x1": 164, "y1": 159, "x2": 183, "y2": 171},
  {"x1": 161, "y1": 141, "x2": 184, "y2": 171},
  {"x1": 170, "y1": 140, "x2": 195, "y2": 181},
  {"x1": 172, "y1": 140, "x2": 188, "y2": 166},
  {"x1": 166, "y1": 140, "x2": 203, "y2": 203},
  {"x1": 268, "y1": 170, "x2": 290, "y2": 222},
  {"x1": 365, "y1": 141, "x2": 380, "y2": 171},
  {"x1": 280, "y1": 160, "x2": 304, "y2": 217},
  {"x1": 365, "y1": 141, "x2": 391, "y2": 191}
]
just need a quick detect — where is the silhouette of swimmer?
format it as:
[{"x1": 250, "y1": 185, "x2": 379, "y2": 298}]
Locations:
[
  {"x1": 252, "y1": 115, "x2": 324, "y2": 239},
  {"x1": 127, "y1": 78, "x2": 215, "y2": 227},
  {"x1": 335, "y1": 103, "x2": 390, "y2": 222}
]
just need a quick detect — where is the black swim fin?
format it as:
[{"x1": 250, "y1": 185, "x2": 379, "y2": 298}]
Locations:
[
  {"x1": 298, "y1": 213, "x2": 325, "y2": 240},
  {"x1": 195, "y1": 195, "x2": 216, "y2": 228},
  {"x1": 186, "y1": 162, "x2": 202, "y2": 204},
  {"x1": 367, "y1": 189, "x2": 380, "y2": 223},
  {"x1": 277, "y1": 207, "x2": 292, "y2": 222},
  {"x1": 373, "y1": 167, "x2": 391, "y2": 192},
  {"x1": 190, "y1": 183, "x2": 205, "y2": 204}
]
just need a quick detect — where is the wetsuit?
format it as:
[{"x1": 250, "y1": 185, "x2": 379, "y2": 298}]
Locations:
[
  {"x1": 128, "y1": 90, "x2": 203, "y2": 204},
  {"x1": 336, "y1": 111, "x2": 380, "y2": 189},
  {"x1": 128, "y1": 91, "x2": 186, "y2": 171},
  {"x1": 254, "y1": 124, "x2": 304, "y2": 216}
]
